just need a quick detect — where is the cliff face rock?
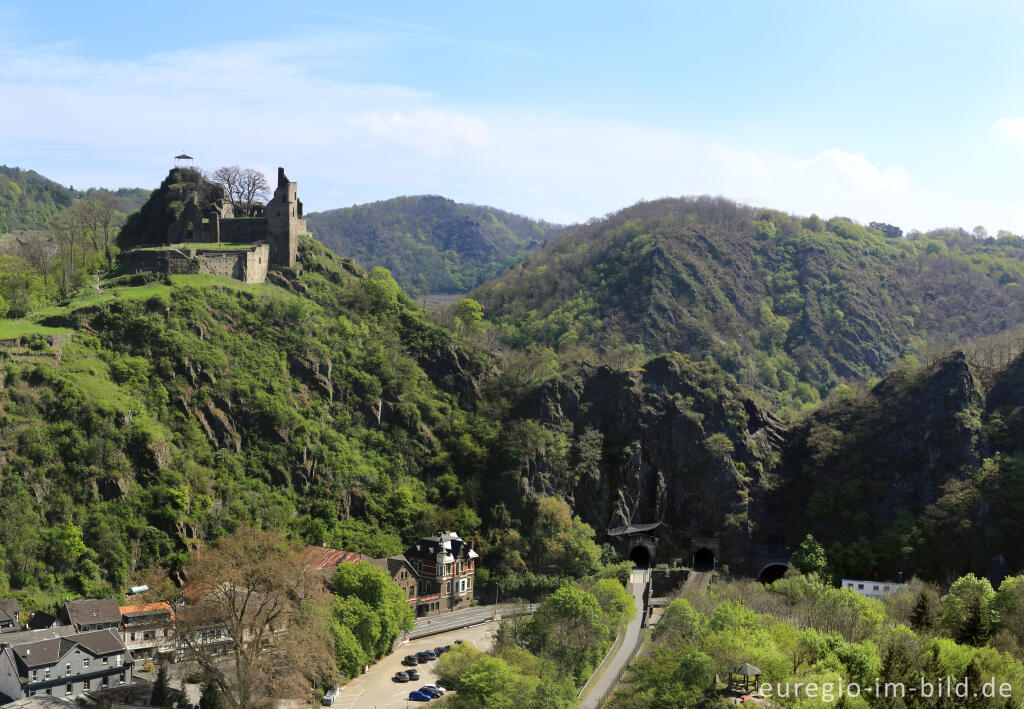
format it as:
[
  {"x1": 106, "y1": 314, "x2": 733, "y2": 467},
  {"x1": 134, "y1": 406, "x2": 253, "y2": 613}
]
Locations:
[{"x1": 513, "y1": 355, "x2": 785, "y2": 561}]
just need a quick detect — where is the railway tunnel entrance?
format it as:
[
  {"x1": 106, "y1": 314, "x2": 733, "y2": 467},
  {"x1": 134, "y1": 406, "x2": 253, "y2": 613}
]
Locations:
[{"x1": 607, "y1": 521, "x2": 663, "y2": 568}]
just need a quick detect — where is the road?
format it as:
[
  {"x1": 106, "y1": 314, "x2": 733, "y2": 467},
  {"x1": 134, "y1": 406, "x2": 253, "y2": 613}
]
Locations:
[
  {"x1": 335, "y1": 620, "x2": 499, "y2": 708},
  {"x1": 578, "y1": 568, "x2": 648, "y2": 709},
  {"x1": 407, "y1": 603, "x2": 533, "y2": 640}
]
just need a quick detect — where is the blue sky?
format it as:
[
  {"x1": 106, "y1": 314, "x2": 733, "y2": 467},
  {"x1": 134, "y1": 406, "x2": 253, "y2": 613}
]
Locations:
[{"x1": 4, "y1": 0, "x2": 1024, "y2": 230}]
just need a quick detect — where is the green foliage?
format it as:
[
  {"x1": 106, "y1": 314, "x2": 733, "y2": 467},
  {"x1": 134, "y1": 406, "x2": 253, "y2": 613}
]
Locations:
[
  {"x1": 150, "y1": 663, "x2": 171, "y2": 707},
  {"x1": 306, "y1": 195, "x2": 564, "y2": 295},
  {"x1": 941, "y1": 574, "x2": 997, "y2": 646},
  {"x1": 330, "y1": 561, "x2": 415, "y2": 664},
  {"x1": 792, "y1": 534, "x2": 830, "y2": 580}
]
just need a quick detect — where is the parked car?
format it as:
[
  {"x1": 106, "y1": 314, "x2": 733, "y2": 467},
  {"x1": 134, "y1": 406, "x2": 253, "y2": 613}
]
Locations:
[
  {"x1": 408, "y1": 690, "x2": 432, "y2": 702},
  {"x1": 403, "y1": 654, "x2": 419, "y2": 666},
  {"x1": 416, "y1": 649, "x2": 437, "y2": 662},
  {"x1": 434, "y1": 645, "x2": 448, "y2": 656},
  {"x1": 407, "y1": 668, "x2": 420, "y2": 681},
  {"x1": 321, "y1": 689, "x2": 337, "y2": 705},
  {"x1": 420, "y1": 685, "x2": 444, "y2": 697},
  {"x1": 394, "y1": 671, "x2": 410, "y2": 683}
]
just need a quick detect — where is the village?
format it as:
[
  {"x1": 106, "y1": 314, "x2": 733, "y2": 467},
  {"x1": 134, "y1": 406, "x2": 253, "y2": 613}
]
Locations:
[{"x1": 0, "y1": 530, "x2": 478, "y2": 708}]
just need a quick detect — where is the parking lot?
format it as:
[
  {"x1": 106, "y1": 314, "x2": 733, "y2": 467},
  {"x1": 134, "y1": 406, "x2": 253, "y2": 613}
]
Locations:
[{"x1": 333, "y1": 620, "x2": 499, "y2": 708}]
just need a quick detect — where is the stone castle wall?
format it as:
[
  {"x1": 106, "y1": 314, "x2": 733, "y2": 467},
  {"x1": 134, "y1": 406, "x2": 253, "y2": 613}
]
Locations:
[{"x1": 121, "y1": 244, "x2": 269, "y2": 284}]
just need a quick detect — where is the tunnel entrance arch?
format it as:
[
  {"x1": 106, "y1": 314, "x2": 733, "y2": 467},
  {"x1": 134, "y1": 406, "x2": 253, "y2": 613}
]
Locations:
[
  {"x1": 693, "y1": 547, "x2": 715, "y2": 571},
  {"x1": 629, "y1": 545, "x2": 652, "y2": 568},
  {"x1": 607, "y1": 521, "x2": 663, "y2": 567},
  {"x1": 757, "y1": 563, "x2": 789, "y2": 584}
]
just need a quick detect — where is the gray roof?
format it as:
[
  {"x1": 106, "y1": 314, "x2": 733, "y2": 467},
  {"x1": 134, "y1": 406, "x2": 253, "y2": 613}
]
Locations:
[
  {"x1": 0, "y1": 599, "x2": 22, "y2": 629},
  {"x1": 607, "y1": 521, "x2": 663, "y2": 536},
  {"x1": 64, "y1": 598, "x2": 120, "y2": 628},
  {"x1": 730, "y1": 663, "x2": 762, "y2": 676},
  {"x1": 405, "y1": 532, "x2": 478, "y2": 563},
  {"x1": 10, "y1": 629, "x2": 127, "y2": 671},
  {"x1": 3, "y1": 694, "x2": 74, "y2": 709},
  {"x1": 0, "y1": 627, "x2": 74, "y2": 649}
]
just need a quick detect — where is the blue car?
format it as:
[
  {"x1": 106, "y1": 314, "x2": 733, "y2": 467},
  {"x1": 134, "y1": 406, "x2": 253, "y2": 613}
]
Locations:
[
  {"x1": 408, "y1": 690, "x2": 432, "y2": 701},
  {"x1": 419, "y1": 686, "x2": 442, "y2": 698}
]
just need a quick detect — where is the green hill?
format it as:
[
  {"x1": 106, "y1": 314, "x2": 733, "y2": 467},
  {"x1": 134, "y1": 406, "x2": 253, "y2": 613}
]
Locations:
[
  {"x1": 306, "y1": 195, "x2": 565, "y2": 295},
  {"x1": 473, "y1": 196, "x2": 1024, "y2": 411},
  {"x1": 0, "y1": 165, "x2": 148, "y2": 234},
  {"x1": 0, "y1": 237, "x2": 498, "y2": 601}
]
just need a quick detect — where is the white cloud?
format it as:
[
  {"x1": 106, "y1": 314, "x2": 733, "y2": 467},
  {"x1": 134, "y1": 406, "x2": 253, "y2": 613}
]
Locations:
[
  {"x1": 4, "y1": 37, "x2": 1024, "y2": 236},
  {"x1": 791, "y1": 148, "x2": 910, "y2": 195},
  {"x1": 992, "y1": 117, "x2": 1024, "y2": 148}
]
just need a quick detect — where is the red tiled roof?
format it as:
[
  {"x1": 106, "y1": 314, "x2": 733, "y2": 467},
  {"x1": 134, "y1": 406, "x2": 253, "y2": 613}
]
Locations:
[
  {"x1": 119, "y1": 601, "x2": 174, "y2": 621},
  {"x1": 302, "y1": 545, "x2": 362, "y2": 571}
]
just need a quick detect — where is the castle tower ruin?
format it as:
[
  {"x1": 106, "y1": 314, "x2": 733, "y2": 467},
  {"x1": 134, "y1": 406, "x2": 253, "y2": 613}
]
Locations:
[{"x1": 265, "y1": 167, "x2": 305, "y2": 268}]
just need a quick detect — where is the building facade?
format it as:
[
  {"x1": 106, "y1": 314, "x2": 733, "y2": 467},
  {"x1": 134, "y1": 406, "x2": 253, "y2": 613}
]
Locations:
[
  {"x1": 403, "y1": 531, "x2": 478, "y2": 617},
  {"x1": 119, "y1": 603, "x2": 174, "y2": 664},
  {"x1": 0, "y1": 628, "x2": 131, "y2": 700},
  {"x1": 841, "y1": 578, "x2": 904, "y2": 600}
]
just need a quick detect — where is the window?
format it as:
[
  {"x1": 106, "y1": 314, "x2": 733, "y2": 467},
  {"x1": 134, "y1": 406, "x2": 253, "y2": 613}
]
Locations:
[
  {"x1": 103, "y1": 657, "x2": 108, "y2": 664},
  {"x1": 84, "y1": 679, "x2": 91, "y2": 691},
  {"x1": 446, "y1": 582, "x2": 451, "y2": 593},
  {"x1": 873, "y1": 586, "x2": 879, "y2": 591},
  {"x1": 44, "y1": 668, "x2": 50, "y2": 680},
  {"x1": 66, "y1": 684, "x2": 72, "y2": 695},
  {"x1": 857, "y1": 584, "x2": 864, "y2": 590},
  {"x1": 82, "y1": 659, "x2": 89, "y2": 668},
  {"x1": 46, "y1": 688, "x2": 51, "y2": 695},
  {"x1": 67, "y1": 663, "x2": 71, "y2": 675},
  {"x1": 115, "y1": 655, "x2": 123, "y2": 667},
  {"x1": 130, "y1": 632, "x2": 136, "y2": 641},
  {"x1": 119, "y1": 672, "x2": 126, "y2": 684}
]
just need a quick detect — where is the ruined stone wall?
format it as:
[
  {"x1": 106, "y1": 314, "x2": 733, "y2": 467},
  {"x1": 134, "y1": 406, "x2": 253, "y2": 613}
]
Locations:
[
  {"x1": 243, "y1": 244, "x2": 270, "y2": 284},
  {"x1": 197, "y1": 252, "x2": 244, "y2": 280},
  {"x1": 121, "y1": 249, "x2": 197, "y2": 275}
]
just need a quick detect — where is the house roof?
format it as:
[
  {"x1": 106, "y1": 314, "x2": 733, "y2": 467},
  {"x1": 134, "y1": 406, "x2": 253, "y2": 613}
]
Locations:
[
  {"x1": 0, "y1": 627, "x2": 73, "y2": 649},
  {"x1": 0, "y1": 599, "x2": 21, "y2": 628},
  {"x1": 3, "y1": 693, "x2": 73, "y2": 709},
  {"x1": 366, "y1": 555, "x2": 415, "y2": 578},
  {"x1": 302, "y1": 545, "x2": 363, "y2": 571},
  {"x1": 730, "y1": 663, "x2": 762, "y2": 676},
  {"x1": 26, "y1": 611, "x2": 57, "y2": 630},
  {"x1": 63, "y1": 598, "x2": 120, "y2": 628},
  {"x1": 404, "y1": 531, "x2": 478, "y2": 563},
  {"x1": 11, "y1": 629, "x2": 127, "y2": 670},
  {"x1": 119, "y1": 602, "x2": 174, "y2": 623}
]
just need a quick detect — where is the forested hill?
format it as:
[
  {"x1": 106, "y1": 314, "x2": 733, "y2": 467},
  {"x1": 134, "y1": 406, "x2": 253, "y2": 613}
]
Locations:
[
  {"x1": 306, "y1": 195, "x2": 565, "y2": 295},
  {"x1": 473, "y1": 196, "x2": 1024, "y2": 410},
  {"x1": 0, "y1": 165, "x2": 149, "y2": 233},
  {"x1": 0, "y1": 238, "x2": 503, "y2": 604}
]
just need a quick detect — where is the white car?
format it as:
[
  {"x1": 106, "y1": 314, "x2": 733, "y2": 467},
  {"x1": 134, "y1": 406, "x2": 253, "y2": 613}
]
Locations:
[{"x1": 422, "y1": 684, "x2": 446, "y2": 695}]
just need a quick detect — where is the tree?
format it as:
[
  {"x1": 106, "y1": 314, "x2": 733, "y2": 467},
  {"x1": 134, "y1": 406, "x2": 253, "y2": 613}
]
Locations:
[
  {"x1": 330, "y1": 561, "x2": 414, "y2": 659},
  {"x1": 939, "y1": 574, "x2": 996, "y2": 645},
  {"x1": 455, "y1": 298, "x2": 484, "y2": 337},
  {"x1": 175, "y1": 527, "x2": 334, "y2": 709},
  {"x1": 995, "y1": 574, "x2": 1024, "y2": 644},
  {"x1": 589, "y1": 578, "x2": 635, "y2": 637},
  {"x1": 199, "y1": 674, "x2": 227, "y2": 709},
  {"x1": 792, "y1": 534, "x2": 830, "y2": 580},
  {"x1": 150, "y1": 662, "x2": 171, "y2": 706},
  {"x1": 18, "y1": 235, "x2": 57, "y2": 291},
  {"x1": 212, "y1": 167, "x2": 270, "y2": 217},
  {"x1": 910, "y1": 589, "x2": 938, "y2": 632},
  {"x1": 526, "y1": 584, "x2": 604, "y2": 678}
]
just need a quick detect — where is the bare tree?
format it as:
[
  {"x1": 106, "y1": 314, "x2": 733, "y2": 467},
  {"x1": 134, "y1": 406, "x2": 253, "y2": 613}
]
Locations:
[
  {"x1": 174, "y1": 527, "x2": 334, "y2": 709},
  {"x1": 239, "y1": 169, "x2": 271, "y2": 217},
  {"x1": 211, "y1": 167, "x2": 270, "y2": 217},
  {"x1": 19, "y1": 235, "x2": 58, "y2": 291},
  {"x1": 212, "y1": 166, "x2": 244, "y2": 214}
]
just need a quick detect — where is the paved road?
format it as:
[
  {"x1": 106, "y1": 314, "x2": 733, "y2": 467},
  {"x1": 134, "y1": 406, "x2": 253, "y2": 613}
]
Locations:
[
  {"x1": 335, "y1": 620, "x2": 499, "y2": 709},
  {"x1": 578, "y1": 568, "x2": 648, "y2": 709},
  {"x1": 407, "y1": 603, "x2": 533, "y2": 640}
]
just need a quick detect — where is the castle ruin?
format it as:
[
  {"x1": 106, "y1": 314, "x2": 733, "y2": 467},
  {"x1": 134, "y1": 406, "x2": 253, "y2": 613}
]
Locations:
[{"x1": 121, "y1": 167, "x2": 307, "y2": 283}]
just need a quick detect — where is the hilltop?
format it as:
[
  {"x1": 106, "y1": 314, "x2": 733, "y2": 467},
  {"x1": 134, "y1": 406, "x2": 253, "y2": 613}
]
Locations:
[
  {"x1": 0, "y1": 165, "x2": 148, "y2": 234},
  {"x1": 306, "y1": 195, "x2": 565, "y2": 295},
  {"x1": 473, "y1": 196, "x2": 1024, "y2": 410}
]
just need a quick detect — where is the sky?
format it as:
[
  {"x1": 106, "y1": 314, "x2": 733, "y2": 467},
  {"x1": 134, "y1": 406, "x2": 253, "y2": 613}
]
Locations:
[{"x1": 4, "y1": 0, "x2": 1024, "y2": 231}]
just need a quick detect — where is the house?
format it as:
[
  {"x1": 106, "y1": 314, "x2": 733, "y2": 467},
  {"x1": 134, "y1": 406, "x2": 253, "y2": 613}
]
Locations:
[
  {"x1": 301, "y1": 546, "x2": 364, "y2": 581},
  {"x1": 0, "y1": 628, "x2": 131, "y2": 700},
  {"x1": 119, "y1": 602, "x2": 174, "y2": 664},
  {"x1": 403, "y1": 531, "x2": 478, "y2": 617},
  {"x1": 0, "y1": 600, "x2": 22, "y2": 633},
  {"x1": 841, "y1": 578, "x2": 904, "y2": 600},
  {"x1": 60, "y1": 599, "x2": 120, "y2": 633},
  {"x1": 366, "y1": 556, "x2": 420, "y2": 609}
]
